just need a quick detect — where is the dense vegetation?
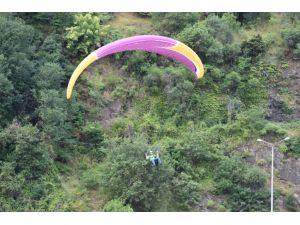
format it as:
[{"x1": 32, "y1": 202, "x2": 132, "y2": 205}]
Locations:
[{"x1": 0, "y1": 12, "x2": 299, "y2": 212}]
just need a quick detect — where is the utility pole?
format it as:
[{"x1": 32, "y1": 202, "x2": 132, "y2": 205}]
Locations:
[{"x1": 257, "y1": 137, "x2": 290, "y2": 212}]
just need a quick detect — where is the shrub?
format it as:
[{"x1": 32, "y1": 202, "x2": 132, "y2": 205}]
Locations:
[
  {"x1": 100, "y1": 137, "x2": 174, "y2": 211},
  {"x1": 285, "y1": 193, "x2": 298, "y2": 211},
  {"x1": 103, "y1": 199, "x2": 133, "y2": 212},
  {"x1": 151, "y1": 12, "x2": 202, "y2": 35},
  {"x1": 177, "y1": 14, "x2": 240, "y2": 65},
  {"x1": 282, "y1": 25, "x2": 300, "y2": 49},
  {"x1": 228, "y1": 187, "x2": 269, "y2": 212},
  {"x1": 65, "y1": 13, "x2": 101, "y2": 56},
  {"x1": 234, "y1": 13, "x2": 271, "y2": 25},
  {"x1": 214, "y1": 156, "x2": 268, "y2": 211},
  {"x1": 286, "y1": 137, "x2": 300, "y2": 158},
  {"x1": 81, "y1": 167, "x2": 102, "y2": 190},
  {"x1": 241, "y1": 35, "x2": 267, "y2": 59}
]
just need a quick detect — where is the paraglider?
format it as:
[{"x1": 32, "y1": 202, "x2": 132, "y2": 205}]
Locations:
[
  {"x1": 145, "y1": 150, "x2": 161, "y2": 167},
  {"x1": 66, "y1": 35, "x2": 204, "y2": 99}
]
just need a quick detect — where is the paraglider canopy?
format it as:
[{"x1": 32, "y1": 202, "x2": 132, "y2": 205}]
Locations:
[{"x1": 66, "y1": 35, "x2": 204, "y2": 99}]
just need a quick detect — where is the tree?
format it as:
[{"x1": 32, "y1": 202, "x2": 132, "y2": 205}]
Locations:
[
  {"x1": 37, "y1": 34, "x2": 64, "y2": 64},
  {"x1": 15, "y1": 13, "x2": 74, "y2": 33},
  {"x1": 241, "y1": 35, "x2": 266, "y2": 59},
  {"x1": 282, "y1": 24, "x2": 300, "y2": 57},
  {"x1": 151, "y1": 13, "x2": 202, "y2": 35},
  {"x1": 35, "y1": 63, "x2": 65, "y2": 90},
  {"x1": 0, "y1": 16, "x2": 37, "y2": 118},
  {"x1": 214, "y1": 156, "x2": 269, "y2": 211},
  {"x1": 65, "y1": 13, "x2": 101, "y2": 56},
  {"x1": 100, "y1": 137, "x2": 174, "y2": 211},
  {"x1": 0, "y1": 122, "x2": 60, "y2": 211},
  {"x1": 223, "y1": 71, "x2": 242, "y2": 94},
  {"x1": 177, "y1": 14, "x2": 240, "y2": 65},
  {"x1": 285, "y1": 193, "x2": 298, "y2": 211},
  {"x1": 37, "y1": 89, "x2": 82, "y2": 162},
  {"x1": 0, "y1": 56, "x2": 14, "y2": 127},
  {"x1": 234, "y1": 13, "x2": 271, "y2": 25}
]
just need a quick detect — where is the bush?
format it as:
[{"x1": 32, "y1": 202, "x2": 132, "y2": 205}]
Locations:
[
  {"x1": 285, "y1": 193, "x2": 298, "y2": 211},
  {"x1": 103, "y1": 199, "x2": 133, "y2": 212},
  {"x1": 259, "y1": 123, "x2": 286, "y2": 137},
  {"x1": 171, "y1": 172, "x2": 199, "y2": 210},
  {"x1": 100, "y1": 137, "x2": 174, "y2": 211},
  {"x1": 97, "y1": 13, "x2": 113, "y2": 23},
  {"x1": 241, "y1": 35, "x2": 267, "y2": 59},
  {"x1": 151, "y1": 12, "x2": 202, "y2": 35},
  {"x1": 234, "y1": 13, "x2": 271, "y2": 25},
  {"x1": 80, "y1": 167, "x2": 102, "y2": 190},
  {"x1": 177, "y1": 14, "x2": 240, "y2": 65},
  {"x1": 136, "y1": 12, "x2": 151, "y2": 17},
  {"x1": 286, "y1": 137, "x2": 300, "y2": 158},
  {"x1": 99, "y1": 25, "x2": 122, "y2": 46},
  {"x1": 282, "y1": 25, "x2": 300, "y2": 50},
  {"x1": 228, "y1": 187, "x2": 269, "y2": 212},
  {"x1": 80, "y1": 122, "x2": 104, "y2": 149},
  {"x1": 65, "y1": 13, "x2": 101, "y2": 56},
  {"x1": 214, "y1": 156, "x2": 268, "y2": 211},
  {"x1": 0, "y1": 66, "x2": 14, "y2": 127}
]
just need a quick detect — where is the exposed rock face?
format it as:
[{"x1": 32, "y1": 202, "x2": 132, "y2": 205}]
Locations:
[
  {"x1": 241, "y1": 142, "x2": 300, "y2": 185},
  {"x1": 266, "y1": 89, "x2": 291, "y2": 121},
  {"x1": 239, "y1": 141, "x2": 300, "y2": 211},
  {"x1": 266, "y1": 60, "x2": 300, "y2": 121},
  {"x1": 283, "y1": 61, "x2": 300, "y2": 118},
  {"x1": 279, "y1": 156, "x2": 300, "y2": 185},
  {"x1": 100, "y1": 99, "x2": 123, "y2": 126}
]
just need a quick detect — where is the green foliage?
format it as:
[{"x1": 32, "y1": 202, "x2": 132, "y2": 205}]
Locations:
[
  {"x1": 35, "y1": 63, "x2": 65, "y2": 90},
  {"x1": 79, "y1": 122, "x2": 105, "y2": 161},
  {"x1": 171, "y1": 172, "x2": 199, "y2": 210},
  {"x1": 100, "y1": 137, "x2": 174, "y2": 211},
  {"x1": 259, "y1": 123, "x2": 286, "y2": 137},
  {"x1": 223, "y1": 71, "x2": 242, "y2": 94},
  {"x1": 0, "y1": 123, "x2": 62, "y2": 211},
  {"x1": 234, "y1": 13, "x2": 271, "y2": 25},
  {"x1": 122, "y1": 51, "x2": 158, "y2": 77},
  {"x1": 0, "y1": 16, "x2": 37, "y2": 118},
  {"x1": 177, "y1": 14, "x2": 241, "y2": 65},
  {"x1": 142, "y1": 66, "x2": 226, "y2": 125},
  {"x1": 66, "y1": 13, "x2": 101, "y2": 56},
  {"x1": 0, "y1": 16, "x2": 36, "y2": 57},
  {"x1": 97, "y1": 13, "x2": 114, "y2": 23},
  {"x1": 136, "y1": 12, "x2": 151, "y2": 17},
  {"x1": 233, "y1": 58, "x2": 280, "y2": 107},
  {"x1": 214, "y1": 156, "x2": 269, "y2": 211},
  {"x1": 0, "y1": 12, "x2": 298, "y2": 212},
  {"x1": 103, "y1": 199, "x2": 133, "y2": 212},
  {"x1": 15, "y1": 13, "x2": 74, "y2": 33},
  {"x1": 282, "y1": 25, "x2": 300, "y2": 49},
  {"x1": 228, "y1": 187, "x2": 269, "y2": 212},
  {"x1": 286, "y1": 137, "x2": 300, "y2": 158},
  {"x1": 285, "y1": 193, "x2": 298, "y2": 211},
  {"x1": 37, "y1": 34, "x2": 64, "y2": 64},
  {"x1": 80, "y1": 166, "x2": 102, "y2": 190},
  {"x1": 99, "y1": 25, "x2": 122, "y2": 46},
  {"x1": 241, "y1": 35, "x2": 267, "y2": 59},
  {"x1": 151, "y1": 12, "x2": 202, "y2": 35},
  {"x1": 0, "y1": 57, "x2": 14, "y2": 127},
  {"x1": 38, "y1": 90, "x2": 73, "y2": 144},
  {"x1": 37, "y1": 89, "x2": 82, "y2": 162},
  {"x1": 80, "y1": 122, "x2": 104, "y2": 149}
]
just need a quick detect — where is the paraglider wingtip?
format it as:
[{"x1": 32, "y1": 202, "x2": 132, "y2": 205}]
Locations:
[{"x1": 66, "y1": 92, "x2": 71, "y2": 100}]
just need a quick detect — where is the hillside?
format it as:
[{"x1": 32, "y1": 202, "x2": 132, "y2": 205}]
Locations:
[{"x1": 0, "y1": 12, "x2": 299, "y2": 212}]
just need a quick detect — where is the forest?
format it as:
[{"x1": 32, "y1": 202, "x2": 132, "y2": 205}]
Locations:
[{"x1": 0, "y1": 12, "x2": 299, "y2": 212}]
